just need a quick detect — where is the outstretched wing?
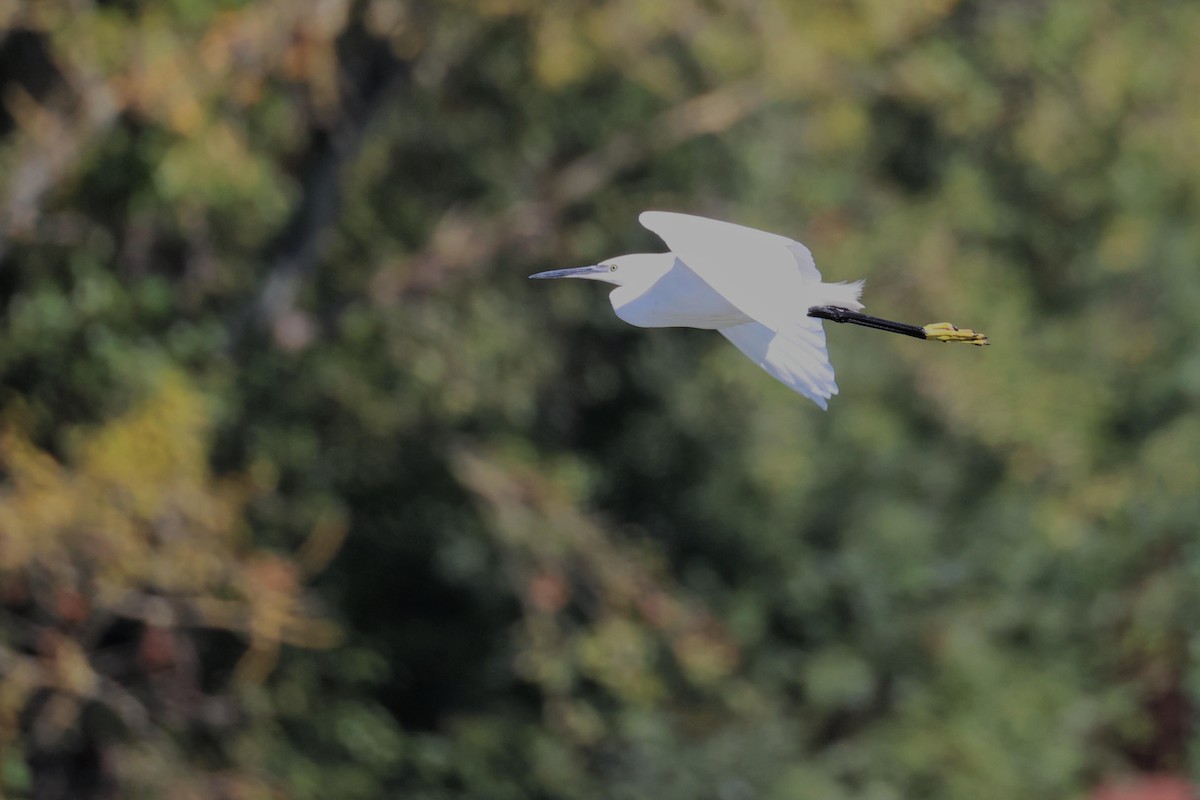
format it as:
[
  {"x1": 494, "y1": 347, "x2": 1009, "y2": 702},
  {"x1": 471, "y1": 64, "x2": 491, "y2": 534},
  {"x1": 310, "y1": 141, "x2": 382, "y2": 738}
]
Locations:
[
  {"x1": 719, "y1": 320, "x2": 838, "y2": 409},
  {"x1": 639, "y1": 210, "x2": 822, "y2": 333},
  {"x1": 640, "y1": 211, "x2": 846, "y2": 407}
]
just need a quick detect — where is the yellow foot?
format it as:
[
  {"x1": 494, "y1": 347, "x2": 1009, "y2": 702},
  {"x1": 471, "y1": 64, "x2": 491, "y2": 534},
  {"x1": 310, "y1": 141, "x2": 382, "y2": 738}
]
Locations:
[{"x1": 923, "y1": 322, "x2": 989, "y2": 345}]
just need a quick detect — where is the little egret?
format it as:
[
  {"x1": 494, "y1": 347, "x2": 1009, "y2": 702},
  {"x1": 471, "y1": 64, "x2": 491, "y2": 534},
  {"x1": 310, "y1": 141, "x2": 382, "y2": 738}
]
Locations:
[{"x1": 530, "y1": 211, "x2": 987, "y2": 409}]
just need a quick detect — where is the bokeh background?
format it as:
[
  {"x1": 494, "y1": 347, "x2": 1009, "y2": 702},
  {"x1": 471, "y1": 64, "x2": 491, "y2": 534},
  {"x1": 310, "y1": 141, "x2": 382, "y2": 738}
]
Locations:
[{"x1": 1, "y1": 1, "x2": 1198, "y2": 798}]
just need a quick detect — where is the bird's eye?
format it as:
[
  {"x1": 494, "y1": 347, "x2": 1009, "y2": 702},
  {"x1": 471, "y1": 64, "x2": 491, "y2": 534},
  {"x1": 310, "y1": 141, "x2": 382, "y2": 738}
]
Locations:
[{"x1": 609, "y1": 264, "x2": 618, "y2": 272}]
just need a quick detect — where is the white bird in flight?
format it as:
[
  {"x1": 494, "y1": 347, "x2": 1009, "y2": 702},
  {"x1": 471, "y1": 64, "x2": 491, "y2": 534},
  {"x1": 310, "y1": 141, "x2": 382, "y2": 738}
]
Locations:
[{"x1": 530, "y1": 211, "x2": 987, "y2": 409}]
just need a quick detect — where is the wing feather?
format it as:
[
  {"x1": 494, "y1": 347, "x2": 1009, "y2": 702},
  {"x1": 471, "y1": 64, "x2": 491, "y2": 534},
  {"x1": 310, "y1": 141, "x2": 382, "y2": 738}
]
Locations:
[
  {"x1": 639, "y1": 211, "x2": 822, "y2": 332},
  {"x1": 719, "y1": 320, "x2": 838, "y2": 409},
  {"x1": 639, "y1": 211, "x2": 845, "y2": 407}
]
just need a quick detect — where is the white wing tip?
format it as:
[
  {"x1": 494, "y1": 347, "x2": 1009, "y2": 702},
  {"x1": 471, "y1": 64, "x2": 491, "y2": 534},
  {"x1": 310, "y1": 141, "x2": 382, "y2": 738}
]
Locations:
[
  {"x1": 638, "y1": 210, "x2": 671, "y2": 230},
  {"x1": 808, "y1": 379, "x2": 838, "y2": 410}
]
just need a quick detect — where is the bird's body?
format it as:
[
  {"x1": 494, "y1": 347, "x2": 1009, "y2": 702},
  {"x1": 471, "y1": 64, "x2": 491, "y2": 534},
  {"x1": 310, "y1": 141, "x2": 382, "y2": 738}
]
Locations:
[
  {"x1": 531, "y1": 211, "x2": 986, "y2": 408},
  {"x1": 608, "y1": 254, "x2": 749, "y2": 330}
]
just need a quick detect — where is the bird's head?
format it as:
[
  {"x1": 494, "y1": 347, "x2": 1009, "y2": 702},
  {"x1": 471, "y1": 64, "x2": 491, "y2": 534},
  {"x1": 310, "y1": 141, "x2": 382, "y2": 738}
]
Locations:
[{"x1": 529, "y1": 253, "x2": 673, "y2": 288}]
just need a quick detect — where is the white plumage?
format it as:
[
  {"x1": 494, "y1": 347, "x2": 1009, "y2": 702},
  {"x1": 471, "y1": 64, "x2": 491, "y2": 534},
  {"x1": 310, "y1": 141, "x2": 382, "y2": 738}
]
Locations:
[
  {"x1": 530, "y1": 211, "x2": 984, "y2": 408},
  {"x1": 636, "y1": 211, "x2": 862, "y2": 409}
]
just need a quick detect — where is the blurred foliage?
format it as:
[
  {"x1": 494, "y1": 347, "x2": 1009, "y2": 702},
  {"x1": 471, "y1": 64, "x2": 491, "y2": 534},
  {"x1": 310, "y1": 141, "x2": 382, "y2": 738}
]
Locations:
[{"x1": 1, "y1": 0, "x2": 1198, "y2": 797}]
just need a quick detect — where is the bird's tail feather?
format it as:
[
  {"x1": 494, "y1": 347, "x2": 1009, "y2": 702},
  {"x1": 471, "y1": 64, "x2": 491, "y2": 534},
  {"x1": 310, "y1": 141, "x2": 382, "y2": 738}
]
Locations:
[{"x1": 815, "y1": 280, "x2": 865, "y2": 311}]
